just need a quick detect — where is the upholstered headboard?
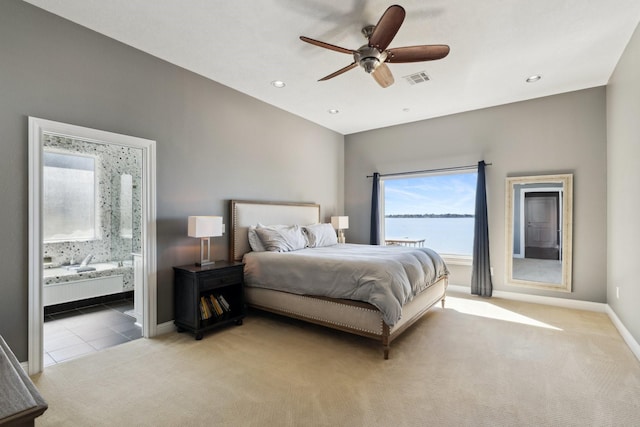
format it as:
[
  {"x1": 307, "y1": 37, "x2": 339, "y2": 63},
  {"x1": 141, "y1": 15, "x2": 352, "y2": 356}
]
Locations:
[{"x1": 229, "y1": 200, "x2": 320, "y2": 262}]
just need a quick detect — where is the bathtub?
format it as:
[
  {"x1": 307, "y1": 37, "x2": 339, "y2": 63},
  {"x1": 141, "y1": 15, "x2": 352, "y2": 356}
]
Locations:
[{"x1": 43, "y1": 262, "x2": 133, "y2": 307}]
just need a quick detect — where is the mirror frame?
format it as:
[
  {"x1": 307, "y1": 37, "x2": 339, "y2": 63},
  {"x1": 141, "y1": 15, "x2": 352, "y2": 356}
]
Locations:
[{"x1": 505, "y1": 174, "x2": 573, "y2": 292}]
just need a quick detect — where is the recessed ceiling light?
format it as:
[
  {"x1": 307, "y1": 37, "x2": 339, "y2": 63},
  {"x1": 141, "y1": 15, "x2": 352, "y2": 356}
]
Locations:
[
  {"x1": 328, "y1": 109, "x2": 339, "y2": 114},
  {"x1": 402, "y1": 108, "x2": 410, "y2": 112},
  {"x1": 271, "y1": 80, "x2": 286, "y2": 88},
  {"x1": 526, "y1": 75, "x2": 542, "y2": 83}
]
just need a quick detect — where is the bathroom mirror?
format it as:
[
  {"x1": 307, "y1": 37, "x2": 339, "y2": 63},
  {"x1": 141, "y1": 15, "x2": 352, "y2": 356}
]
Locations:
[
  {"x1": 505, "y1": 174, "x2": 573, "y2": 292},
  {"x1": 119, "y1": 173, "x2": 134, "y2": 239}
]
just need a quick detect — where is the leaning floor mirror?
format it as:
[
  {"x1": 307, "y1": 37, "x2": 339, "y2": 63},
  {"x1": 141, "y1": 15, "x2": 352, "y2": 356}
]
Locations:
[{"x1": 505, "y1": 174, "x2": 573, "y2": 292}]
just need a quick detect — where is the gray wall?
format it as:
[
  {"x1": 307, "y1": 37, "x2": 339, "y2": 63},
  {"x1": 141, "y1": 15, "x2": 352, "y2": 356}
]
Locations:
[
  {"x1": 607, "y1": 21, "x2": 640, "y2": 344},
  {"x1": 0, "y1": 0, "x2": 344, "y2": 361},
  {"x1": 345, "y1": 88, "x2": 607, "y2": 302}
]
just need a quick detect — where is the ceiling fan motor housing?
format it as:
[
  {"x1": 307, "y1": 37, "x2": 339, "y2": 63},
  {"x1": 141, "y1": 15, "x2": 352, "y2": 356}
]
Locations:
[{"x1": 354, "y1": 45, "x2": 388, "y2": 74}]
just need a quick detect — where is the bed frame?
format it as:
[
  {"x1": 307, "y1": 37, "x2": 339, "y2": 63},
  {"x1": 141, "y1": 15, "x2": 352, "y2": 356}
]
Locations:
[{"x1": 229, "y1": 199, "x2": 448, "y2": 359}]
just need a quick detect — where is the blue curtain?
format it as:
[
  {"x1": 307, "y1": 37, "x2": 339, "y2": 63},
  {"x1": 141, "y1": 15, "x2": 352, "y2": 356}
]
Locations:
[
  {"x1": 370, "y1": 172, "x2": 380, "y2": 245},
  {"x1": 471, "y1": 161, "x2": 493, "y2": 296}
]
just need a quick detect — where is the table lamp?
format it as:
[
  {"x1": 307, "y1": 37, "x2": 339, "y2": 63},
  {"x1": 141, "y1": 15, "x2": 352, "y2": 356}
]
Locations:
[
  {"x1": 331, "y1": 216, "x2": 349, "y2": 244},
  {"x1": 188, "y1": 216, "x2": 224, "y2": 266}
]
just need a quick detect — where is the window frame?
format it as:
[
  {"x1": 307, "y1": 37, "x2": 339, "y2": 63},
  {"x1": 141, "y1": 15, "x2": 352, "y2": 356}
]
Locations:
[
  {"x1": 42, "y1": 148, "x2": 100, "y2": 243},
  {"x1": 380, "y1": 168, "x2": 477, "y2": 264}
]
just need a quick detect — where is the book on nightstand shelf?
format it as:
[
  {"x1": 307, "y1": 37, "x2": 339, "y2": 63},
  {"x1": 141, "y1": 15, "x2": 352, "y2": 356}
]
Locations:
[
  {"x1": 210, "y1": 296, "x2": 223, "y2": 316},
  {"x1": 218, "y1": 294, "x2": 231, "y2": 311},
  {"x1": 199, "y1": 296, "x2": 211, "y2": 320},
  {"x1": 205, "y1": 296, "x2": 217, "y2": 319},
  {"x1": 199, "y1": 293, "x2": 232, "y2": 320}
]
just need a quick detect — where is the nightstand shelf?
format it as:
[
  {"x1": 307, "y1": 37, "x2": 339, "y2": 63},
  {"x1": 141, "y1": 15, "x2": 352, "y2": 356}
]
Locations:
[{"x1": 173, "y1": 261, "x2": 245, "y2": 340}]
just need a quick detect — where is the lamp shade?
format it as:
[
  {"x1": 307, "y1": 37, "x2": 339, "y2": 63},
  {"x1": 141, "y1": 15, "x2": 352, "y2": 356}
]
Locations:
[
  {"x1": 188, "y1": 216, "x2": 224, "y2": 238},
  {"x1": 331, "y1": 216, "x2": 349, "y2": 230}
]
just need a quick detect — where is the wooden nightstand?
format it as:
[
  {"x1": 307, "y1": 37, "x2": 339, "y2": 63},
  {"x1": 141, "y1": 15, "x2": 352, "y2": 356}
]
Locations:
[{"x1": 173, "y1": 261, "x2": 245, "y2": 340}]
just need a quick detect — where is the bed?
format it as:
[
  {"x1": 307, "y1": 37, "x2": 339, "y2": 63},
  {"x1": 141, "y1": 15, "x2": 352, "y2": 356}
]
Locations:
[{"x1": 229, "y1": 200, "x2": 449, "y2": 359}]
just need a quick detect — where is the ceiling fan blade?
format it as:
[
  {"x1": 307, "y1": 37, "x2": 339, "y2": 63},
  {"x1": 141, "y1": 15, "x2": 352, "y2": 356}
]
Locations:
[
  {"x1": 318, "y1": 62, "x2": 358, "y2": 81},
  {"x1": 371, "y1": 63, "x2": 394, "y2": 88},
  {"x1": 368, "y1": 5, "x2": 406, "y2": 51},
  {"x1": 300, "y1": 36, "x2": 355, "y2": 55},
  {"x1": 386, "y1": 45, "x2": 450, "y2": 63}
]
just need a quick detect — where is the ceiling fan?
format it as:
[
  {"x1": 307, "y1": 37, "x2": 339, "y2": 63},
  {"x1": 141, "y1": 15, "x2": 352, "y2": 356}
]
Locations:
[{"x1": 300, "y1": 4, "x2": 449, "y2": 88}]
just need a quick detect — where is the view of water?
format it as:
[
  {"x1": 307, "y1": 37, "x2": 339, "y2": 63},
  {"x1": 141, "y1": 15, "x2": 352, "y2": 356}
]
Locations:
[{"x1": 385, "y1": 217, "x2": 474, "y2": 255}]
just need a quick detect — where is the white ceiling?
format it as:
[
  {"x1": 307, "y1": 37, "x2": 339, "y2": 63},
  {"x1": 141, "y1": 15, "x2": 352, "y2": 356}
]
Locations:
[{"x1": 22, "y1": 0, "x2": 640, "y2": 135}]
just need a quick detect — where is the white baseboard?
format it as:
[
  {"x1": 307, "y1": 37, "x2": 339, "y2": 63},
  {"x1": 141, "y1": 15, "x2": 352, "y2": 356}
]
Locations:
[
  {"x1": 447, "y1": 284, "x2": 606, "y2": 312},
  {"x1": 447, "y1": 284, "x2": 640, "y2": 363},
  {"x1": 155, "y1": 320, "x2": 177, "y2": 336},
  {"x1": 493, "y1": 289, "x2": 607, "y2": 312},
  {"x1": 605, "y1": 305, "x2": 640, "y2": 362}
]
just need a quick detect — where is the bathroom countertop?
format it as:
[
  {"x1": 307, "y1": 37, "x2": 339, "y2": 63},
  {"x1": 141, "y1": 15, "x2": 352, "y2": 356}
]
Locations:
[{"x1": 43, "y1": 262, "x2": 131, "y2": 283}]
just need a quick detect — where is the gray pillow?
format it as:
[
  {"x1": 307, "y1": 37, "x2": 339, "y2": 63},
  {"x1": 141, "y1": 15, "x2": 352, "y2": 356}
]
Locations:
[
  {"x1": 247, "y1": 226, "x2": 266, "y2": 252},
  {"x1": 255, "y1": 225, "x2": 308, "y2": 252}
]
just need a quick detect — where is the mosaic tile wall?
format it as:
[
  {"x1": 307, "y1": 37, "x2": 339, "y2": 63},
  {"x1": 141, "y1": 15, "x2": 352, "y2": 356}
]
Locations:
[{"x1": 42, "y1": 134, "x2": 142, "y2": 291}]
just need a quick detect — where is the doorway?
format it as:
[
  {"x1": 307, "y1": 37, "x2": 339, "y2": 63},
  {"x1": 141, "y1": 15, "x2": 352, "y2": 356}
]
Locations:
[
  {"x1": 524, "y1": 192, "x2": 560, "y2": 260},
  {"x1": 512, "y1": 185, "x2": 564, "y2": 284},
  {"x1": 28, "y1": 117, "x2": 157, "y2": 374}
]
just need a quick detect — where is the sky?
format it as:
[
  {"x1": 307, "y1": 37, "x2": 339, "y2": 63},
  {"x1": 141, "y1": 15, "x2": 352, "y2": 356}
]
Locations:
[{"x1": 384, "y1": 172, "x2": 477, "y2": 215}]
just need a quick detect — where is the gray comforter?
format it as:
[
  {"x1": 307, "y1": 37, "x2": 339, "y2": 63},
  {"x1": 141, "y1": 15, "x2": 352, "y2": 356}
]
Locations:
[{"x1": 243, "y1": 243, "x2": 449, "y2": 326}]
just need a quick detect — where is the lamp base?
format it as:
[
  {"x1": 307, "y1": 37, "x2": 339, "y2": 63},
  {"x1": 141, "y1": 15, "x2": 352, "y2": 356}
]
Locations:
[
  {"x1": 195, "y1": 260, "x2": 215, "y2": 267},
  {"x1": 338, "y1": 230, "x2": 346, "y2": 244},
  {"x1": 196, "y1": 237, "x2": 215, "y2": 267}
]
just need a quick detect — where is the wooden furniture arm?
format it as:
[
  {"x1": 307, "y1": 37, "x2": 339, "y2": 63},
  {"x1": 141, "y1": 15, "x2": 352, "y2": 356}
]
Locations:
[{"x1": 0, "y1": 336, "x2": 47, "y2": 426}]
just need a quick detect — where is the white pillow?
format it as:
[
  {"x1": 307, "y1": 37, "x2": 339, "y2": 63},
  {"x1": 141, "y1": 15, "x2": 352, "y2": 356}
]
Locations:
[
  {"x1": 254, "y1": 225, "x2": 308, "y2": 252},
  {"x1": 303, "y1": 223, "x2": 338, "y2": 247}
]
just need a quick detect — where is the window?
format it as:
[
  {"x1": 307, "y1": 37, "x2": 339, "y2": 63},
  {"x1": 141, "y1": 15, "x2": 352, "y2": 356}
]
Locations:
[
  {"x1": 382, "y1": 171, "x2": 477, "y2": 256},
  {"x1": 43, "y1": 151, "x2": 97, "y2": 242}
]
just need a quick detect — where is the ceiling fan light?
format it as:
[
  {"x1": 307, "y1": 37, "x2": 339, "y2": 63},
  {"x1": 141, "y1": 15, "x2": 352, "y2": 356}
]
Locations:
[{"x1": 361, "y1": 57, "x2": 379, "y2": 74}]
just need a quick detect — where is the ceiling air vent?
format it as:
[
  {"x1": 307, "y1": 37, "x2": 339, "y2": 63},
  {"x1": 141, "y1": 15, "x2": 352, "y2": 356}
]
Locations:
[{"x1": 403, "y1": 71, "x2": 431, "y2": 85}]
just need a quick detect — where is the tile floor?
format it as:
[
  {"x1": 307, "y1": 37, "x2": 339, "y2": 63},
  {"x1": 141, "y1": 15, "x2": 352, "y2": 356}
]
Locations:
[{"x1": 43, "y1": 299, "x2": 141, "y2": 367}]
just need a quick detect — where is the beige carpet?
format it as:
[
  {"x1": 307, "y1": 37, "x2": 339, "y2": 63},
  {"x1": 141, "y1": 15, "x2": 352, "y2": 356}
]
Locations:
[{"x1": 32, "y1": 291, "x2": 640, "y2": 426}]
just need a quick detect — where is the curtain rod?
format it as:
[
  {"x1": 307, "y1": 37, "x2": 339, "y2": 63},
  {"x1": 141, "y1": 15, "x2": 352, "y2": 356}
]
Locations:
[{"x1": 366, "y1": 162, "x2": 492, "y2": 179}]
